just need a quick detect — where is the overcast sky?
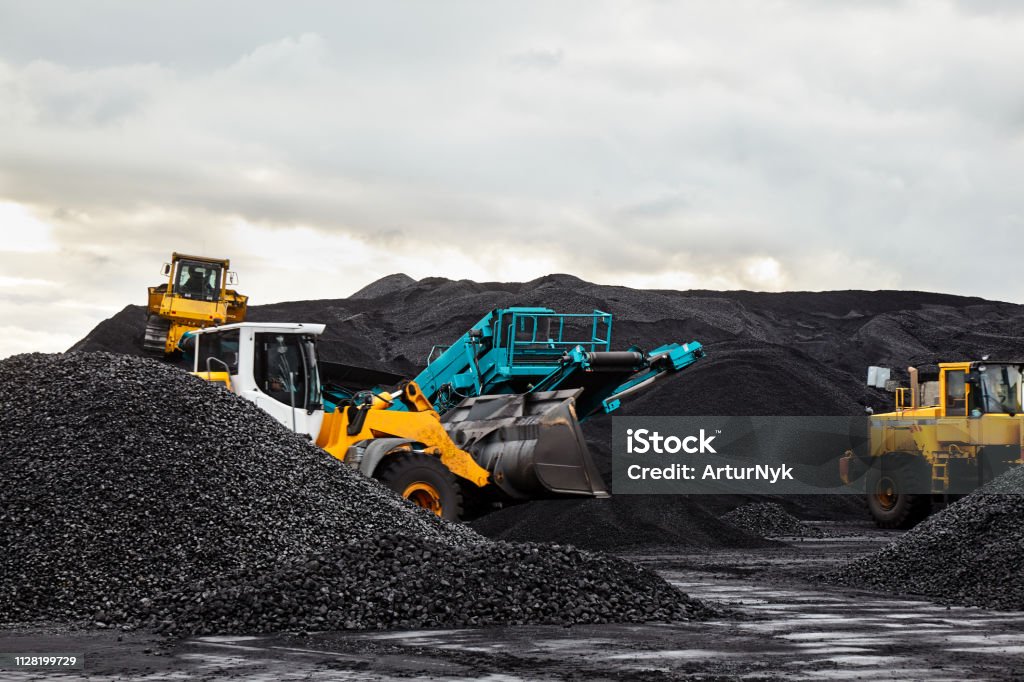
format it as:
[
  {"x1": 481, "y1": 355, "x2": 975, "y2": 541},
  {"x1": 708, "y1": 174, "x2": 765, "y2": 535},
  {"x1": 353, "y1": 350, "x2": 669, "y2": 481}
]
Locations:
[{"x1": 2, "y1": 1, "x2": 1023, "y2": 358}]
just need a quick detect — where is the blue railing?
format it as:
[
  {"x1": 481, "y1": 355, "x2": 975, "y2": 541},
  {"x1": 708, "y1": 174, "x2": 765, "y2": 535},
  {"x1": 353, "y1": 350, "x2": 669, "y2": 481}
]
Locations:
[{"x1": 499, "y1": 310, "x2": 612, "y2": 368}]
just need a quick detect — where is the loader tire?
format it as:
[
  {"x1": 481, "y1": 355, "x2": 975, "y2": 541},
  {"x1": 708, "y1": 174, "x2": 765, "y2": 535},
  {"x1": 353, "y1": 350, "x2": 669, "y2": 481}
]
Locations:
[
  {"x1": 866, "y1": 465, "x2": 932, "y2": 529},
  {"x1": 376, "y1": 453, "x2": 464, "y2": 521}
]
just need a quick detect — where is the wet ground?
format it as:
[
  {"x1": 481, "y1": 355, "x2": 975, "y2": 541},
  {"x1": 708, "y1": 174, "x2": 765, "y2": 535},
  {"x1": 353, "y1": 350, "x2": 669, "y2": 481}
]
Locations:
[{"x1": 3, "y1": 524, "x2": 1024, "y2": 680}]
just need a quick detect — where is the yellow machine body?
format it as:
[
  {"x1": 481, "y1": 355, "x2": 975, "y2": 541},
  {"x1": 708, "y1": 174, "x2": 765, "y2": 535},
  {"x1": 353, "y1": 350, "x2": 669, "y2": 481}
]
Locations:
[
  {"x1": 315, "y1": 381, "x2": 491, "y2": 489},
  {"x1": 191, "y1": 371, "x2": 233, "y2": 391},
  {"x1": 857, "y1": 361, "x2": 1024, "y2": 492},
  {"x1": 844, "y1": 360, "x2": 1024, "y2": 527},
  {"x1": 144, "y1": 253, "x2": 248, "y2": 355}
]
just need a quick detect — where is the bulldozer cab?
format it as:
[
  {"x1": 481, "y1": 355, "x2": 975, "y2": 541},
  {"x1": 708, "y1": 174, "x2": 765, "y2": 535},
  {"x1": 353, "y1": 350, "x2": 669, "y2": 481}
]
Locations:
[{"x1": 168, "y1": 254, "x2": 228, "y2": 302}]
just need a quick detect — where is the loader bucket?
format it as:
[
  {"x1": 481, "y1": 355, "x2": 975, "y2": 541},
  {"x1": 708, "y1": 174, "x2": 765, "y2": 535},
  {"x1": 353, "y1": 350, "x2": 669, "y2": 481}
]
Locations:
[{"x1": 441, "y1": 389, "x2": 609, "y2": 501}]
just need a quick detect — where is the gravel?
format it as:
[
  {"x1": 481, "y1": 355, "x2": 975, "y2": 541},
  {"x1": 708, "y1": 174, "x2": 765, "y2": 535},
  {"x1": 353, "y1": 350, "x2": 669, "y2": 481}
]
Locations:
[
  {"x1": 720, "y1": 503, "x2": 825, "y2": 539},
  {"x1": 0, "y1": 352, "x2": 706, "y2": 632},
  {"x1": 826, "y1": 467, "x2": 1024, "y2": 609},
  {"x1": 144, "y1": 535, "x2": 707, "y2": 636}
]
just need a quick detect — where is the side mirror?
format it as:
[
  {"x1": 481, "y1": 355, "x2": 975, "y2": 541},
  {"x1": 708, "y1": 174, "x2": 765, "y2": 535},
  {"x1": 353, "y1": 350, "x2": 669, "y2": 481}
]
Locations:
[
  {"x1": 226, "y1": 271, "x2": 239, "y2": 286},
  {"x1": 161, "y1": 263, "x2": 172, "y2": 277}
]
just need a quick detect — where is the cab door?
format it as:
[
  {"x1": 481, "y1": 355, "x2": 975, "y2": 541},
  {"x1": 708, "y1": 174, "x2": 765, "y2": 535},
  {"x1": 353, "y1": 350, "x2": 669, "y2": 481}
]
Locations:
[
  {"x1": 936, "y1": 368, "x2": 970, "y2": 443},
  {"x1": 249, "y1": 332, "x2": 323, "y2": 437}
]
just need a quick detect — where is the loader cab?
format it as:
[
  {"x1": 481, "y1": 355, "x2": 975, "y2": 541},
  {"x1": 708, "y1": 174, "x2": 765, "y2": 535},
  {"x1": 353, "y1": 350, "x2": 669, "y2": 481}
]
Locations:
[
  {"x1": 964, "y1": 361, "x2": 1024, "y2": 417},
  {"x1": 928, "y1": 361, "x2": 1024, "y2": 418},
  {"x1": 190, "y1": 322, "x2": 327, "y2": 437}
]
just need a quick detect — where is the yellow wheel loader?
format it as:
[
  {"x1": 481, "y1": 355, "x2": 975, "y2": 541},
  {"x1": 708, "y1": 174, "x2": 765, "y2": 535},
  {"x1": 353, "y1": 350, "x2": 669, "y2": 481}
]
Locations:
[
  {"x1": 144, "y1": 253, "x2": 248, "y2": 356},
  {"x1": 841, "y1": 360, "x2": 1024, "y2": 528},
  {"x1": 185, "y1": 311, "x2": 704, "y2": 520}
]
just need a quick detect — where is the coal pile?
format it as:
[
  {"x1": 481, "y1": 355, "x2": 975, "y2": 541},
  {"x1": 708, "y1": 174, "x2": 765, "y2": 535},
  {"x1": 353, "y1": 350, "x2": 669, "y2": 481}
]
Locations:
[
  {"x1": 73, "y1": 273, "x2": 1024, "y2": 403},
  {"x1": 827, "y1": 468, "x2": 1024, "y2": 609},
  {"x1": 720, "y1": 503, "x2": 825, "y2": 539},
  {"x1": 70, "y1": 274, "x2": 1024, "y2": 551},
  {"x1": 0, "y1": 352, "x2": 705, "y2": 632},
  {"x1": 144, "y1": 534, "x2": 707, "y2": 636},
  {"x1": 471, "y1": 497, "x2": 775, "y2": 551}
]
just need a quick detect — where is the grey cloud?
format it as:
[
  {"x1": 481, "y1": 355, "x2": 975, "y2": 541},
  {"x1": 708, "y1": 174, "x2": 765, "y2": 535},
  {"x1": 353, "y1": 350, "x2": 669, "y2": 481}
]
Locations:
[
  {"x1": 2, "y1": 1, "x2": 1024, "y2": 356},
  {"x1": 505, "y1": 48, "x2": 564, "y2": 71}
]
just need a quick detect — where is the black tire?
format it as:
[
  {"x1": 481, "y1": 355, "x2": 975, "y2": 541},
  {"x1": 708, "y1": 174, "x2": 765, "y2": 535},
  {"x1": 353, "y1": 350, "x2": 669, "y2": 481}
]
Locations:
[
  {"x1": 866, "y1": 464, "x2": 932, "y2": 529},
  {"x1": 375, "y1": 452, "x2": 464, "y2": 521}
]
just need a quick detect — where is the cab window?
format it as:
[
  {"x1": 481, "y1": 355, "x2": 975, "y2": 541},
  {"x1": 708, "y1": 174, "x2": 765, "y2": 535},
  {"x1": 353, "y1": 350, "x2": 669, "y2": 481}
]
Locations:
[
  {"x1": 944, "y1": 370, "x2": 967, "y2": 416},
  {"x1": 977, "y1": 365, "x2": 1024, "y2": 415},
  {"x1": 254, "y1": 333, "x2": 308, "y2": 408},
  {"x1": 174, "y1": 260, "x2": 222, "y2": 301},
  {"x1": 197, "y1": 330, "x2": 239, "y2": 374}
]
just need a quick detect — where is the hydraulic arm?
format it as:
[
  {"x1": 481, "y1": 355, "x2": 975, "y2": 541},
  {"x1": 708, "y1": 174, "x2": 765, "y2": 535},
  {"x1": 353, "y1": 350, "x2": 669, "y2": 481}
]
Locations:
[{"x1": 408, "y1": 308, "x2": 704, "y2": 417}]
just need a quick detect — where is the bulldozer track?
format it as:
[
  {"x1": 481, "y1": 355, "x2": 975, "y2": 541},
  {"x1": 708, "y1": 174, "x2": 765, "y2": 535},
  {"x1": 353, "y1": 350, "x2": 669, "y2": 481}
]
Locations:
[{"x1": 142, "y1": 315, "x2": 171, "y2": 355}]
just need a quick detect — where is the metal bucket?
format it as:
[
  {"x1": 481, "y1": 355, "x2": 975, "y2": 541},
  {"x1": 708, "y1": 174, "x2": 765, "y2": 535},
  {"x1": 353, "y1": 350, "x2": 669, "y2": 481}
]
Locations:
[{"x1": 442, "y1": 389, "x2": 610, "y2": 500}]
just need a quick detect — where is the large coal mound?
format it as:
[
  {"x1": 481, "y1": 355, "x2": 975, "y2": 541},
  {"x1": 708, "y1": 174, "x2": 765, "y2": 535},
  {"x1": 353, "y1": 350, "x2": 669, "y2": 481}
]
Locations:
[
  {"x1": 826, "y1": 468, "x2": 1024, "y2": 610},
  {"x1": 0, "y1": 352, "x2": 705, "y2": 632}
]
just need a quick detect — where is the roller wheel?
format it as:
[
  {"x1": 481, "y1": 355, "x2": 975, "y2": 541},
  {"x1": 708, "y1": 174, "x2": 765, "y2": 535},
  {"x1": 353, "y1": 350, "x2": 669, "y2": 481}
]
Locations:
[
  {"x1": 866, "y1": 465, "x2": 932, "y2": 529},
  {"x1": 375, "y1": 452, "x2": 464, "y2": 521}
]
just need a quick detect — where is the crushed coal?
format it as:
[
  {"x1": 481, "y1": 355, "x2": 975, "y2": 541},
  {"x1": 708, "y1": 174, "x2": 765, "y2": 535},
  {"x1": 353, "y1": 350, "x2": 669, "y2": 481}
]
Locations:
[
  {"x1": 720, "y1": 503, "x2": 825, "y2": 539},
  {"x1": 0, "y1": 352, "x2": 706, "y2": 632},
  {"x1": 144, "y1": 535, "x2": 707, "y2": 636},
  {"x1": 470, "y1": 497, "x2": 776, "y2": 551},
  {"x1": 826, "y1": 467, "x2": 1024, "y2": 610}
]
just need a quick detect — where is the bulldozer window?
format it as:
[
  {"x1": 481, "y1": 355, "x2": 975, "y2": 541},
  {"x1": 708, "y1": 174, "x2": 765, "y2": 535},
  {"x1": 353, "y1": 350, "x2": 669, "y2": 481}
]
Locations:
[
  {"x1": 254, "y1": 333, "x2": 310, "y2": 409},
  {"x1": 944, "y1": 370, "x2": 967, "y2": 416},
  {"x1": 197, "y1": 330, "x2": 239, "y2": 375},
  {"x1": 174, "y1": 260, "x2": 221, "y2": 302}
]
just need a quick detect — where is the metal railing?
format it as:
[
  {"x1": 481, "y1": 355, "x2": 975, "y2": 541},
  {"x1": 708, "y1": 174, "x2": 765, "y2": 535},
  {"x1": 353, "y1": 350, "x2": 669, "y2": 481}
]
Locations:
[{"x1": 501, "y1": 310, "x2": 612, "y2": 367}]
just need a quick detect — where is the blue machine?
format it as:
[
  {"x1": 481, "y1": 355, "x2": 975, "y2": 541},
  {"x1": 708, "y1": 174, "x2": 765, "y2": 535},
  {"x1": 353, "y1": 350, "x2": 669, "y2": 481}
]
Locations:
[{"x1": 404, "y1": 307, "x2": 704, "y2": 418}]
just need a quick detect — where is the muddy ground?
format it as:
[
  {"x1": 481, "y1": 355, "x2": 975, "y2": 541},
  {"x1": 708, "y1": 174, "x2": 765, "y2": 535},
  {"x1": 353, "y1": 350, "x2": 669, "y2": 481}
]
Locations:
[{"x1": 4, "y1": 521, "x2": 1023, "y2": 681}]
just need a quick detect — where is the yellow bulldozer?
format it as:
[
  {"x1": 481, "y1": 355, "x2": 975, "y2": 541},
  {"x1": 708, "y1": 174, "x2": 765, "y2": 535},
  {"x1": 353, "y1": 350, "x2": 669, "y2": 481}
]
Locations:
[
  {"x1": 144, "y1": 253, "x2": 248, "y2": 355},
  {"x1": 841, "y1": 359, "x2": 1024, "y2": 528}
]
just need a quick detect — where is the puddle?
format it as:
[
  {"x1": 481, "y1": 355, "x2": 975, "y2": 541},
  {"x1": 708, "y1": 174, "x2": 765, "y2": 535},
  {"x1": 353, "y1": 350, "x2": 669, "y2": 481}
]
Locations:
[{"x1": 605, "y1": 649, "x2": 736, "y2": 660}]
